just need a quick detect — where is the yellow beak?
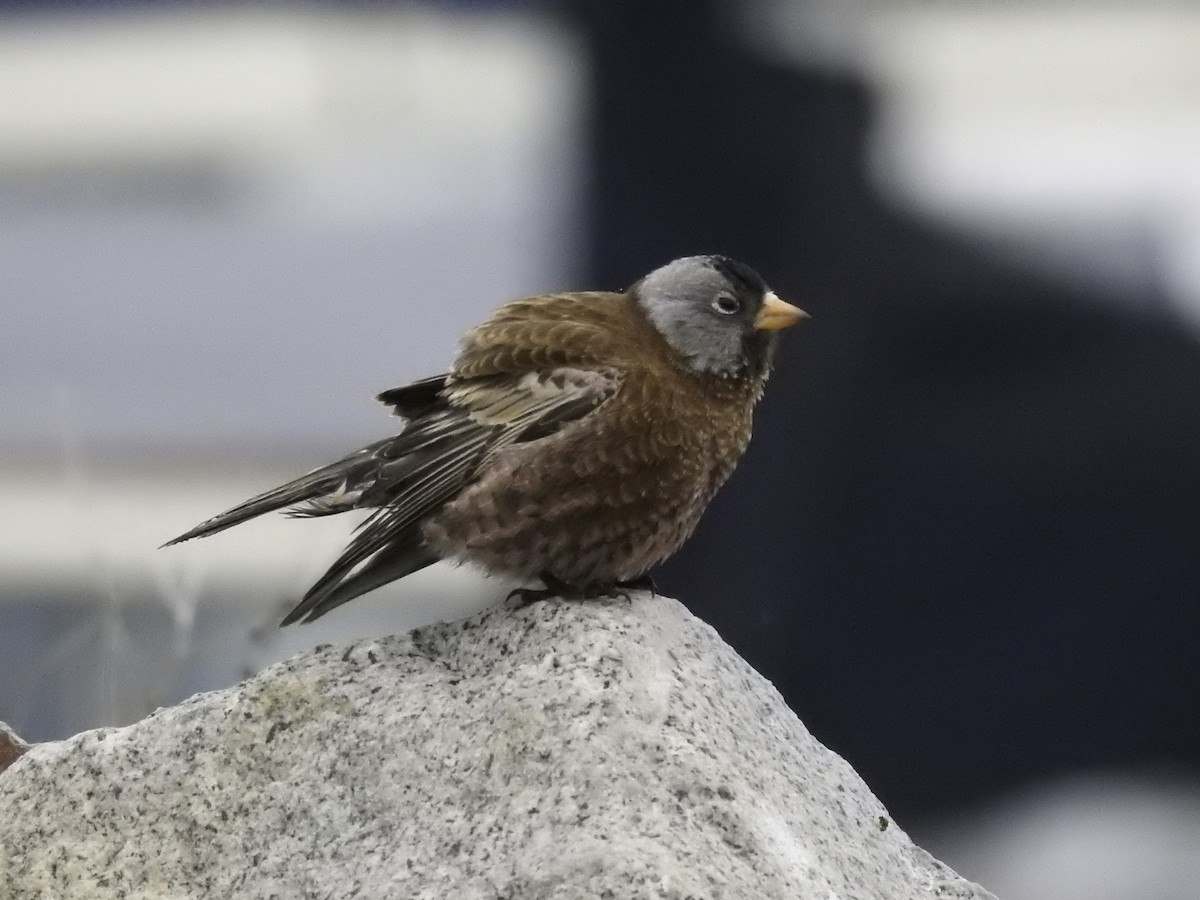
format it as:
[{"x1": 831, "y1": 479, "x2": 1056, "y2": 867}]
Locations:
[{"x1": 754, "y1": 291, "x2": 809, "y2": 331}]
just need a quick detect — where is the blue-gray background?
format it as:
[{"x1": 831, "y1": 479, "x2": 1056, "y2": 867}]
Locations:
[{"x1": 2, "y1": 3, "x2": 1198, "y2": 898}]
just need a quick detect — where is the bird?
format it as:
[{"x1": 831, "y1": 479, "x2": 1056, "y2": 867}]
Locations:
[{"x1": 163, "y1": 255, "x2": 807, "y2": 625}]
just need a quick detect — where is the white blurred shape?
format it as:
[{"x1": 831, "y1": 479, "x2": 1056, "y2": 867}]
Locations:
[
  {"x1": 0, "y1": 5, "x2": 583, "y2": 458},
  {"x1": 748, "y1": 2, "x2": 1200, "y2": 313},
  {"x1": 923, "y1": 772, "x2": 1200, "y2": 900},
  {"x1": 0, "y1": 7, "x2": 575, "y2": 178}
]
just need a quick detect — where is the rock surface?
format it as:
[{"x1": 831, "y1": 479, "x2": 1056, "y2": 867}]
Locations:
[{"x1": 0, "y1": 596, "x2": 995, "y2": 899}]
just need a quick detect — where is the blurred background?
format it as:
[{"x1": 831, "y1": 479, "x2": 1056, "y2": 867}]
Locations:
[{"x1": 1, "y1": 1, "x2": 1198, "y2": 897}]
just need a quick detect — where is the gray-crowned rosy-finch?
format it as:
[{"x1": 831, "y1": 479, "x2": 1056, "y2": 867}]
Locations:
[{"x1": 164, "y1": 255, "x2": 807, "y2": 624}]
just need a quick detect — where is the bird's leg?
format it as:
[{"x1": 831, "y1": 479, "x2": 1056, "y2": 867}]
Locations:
[{"x1": 541, "y1": 572, "x2": 585, "y2": 598}]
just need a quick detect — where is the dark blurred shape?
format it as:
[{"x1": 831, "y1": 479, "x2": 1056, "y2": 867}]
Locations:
[{"x1": 567, "y1": 0, "x2": 1200, "y2": 821}]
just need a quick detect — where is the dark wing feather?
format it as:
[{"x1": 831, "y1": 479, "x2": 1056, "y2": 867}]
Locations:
[
  {"x1": 278, "y1": 524, "x2": 436, "y2": 625},
  {"x1": 376, "y1": 375, "x2": 448, "y2": 418}
]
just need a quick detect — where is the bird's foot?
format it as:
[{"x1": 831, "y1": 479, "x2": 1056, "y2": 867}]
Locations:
[
  {"x1": 598, "y1": 584, "x2": 634, "y2": 603},
  {"x1": 506, "y1": 572, "x2": 586, "y2": 606},
  {"x1": 507, "y1": 573, "x2": 656, "y2": 607},
  {"x1": 540, "y1": 571, "x2": 583, "y2": 598},
  {"x1": 589, "y1": 575, "x2": 657, "y2": 603},
  {"x1": 506, "y1": 586, "x2": 557, "y2": 607},
  {"x1": 614, "y1": 574, "x2": 657, "y2": 597}
]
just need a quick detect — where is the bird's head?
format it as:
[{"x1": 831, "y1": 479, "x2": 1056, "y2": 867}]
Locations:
[{"x1": 634, "y1": 255, "x2": 807, "y2": 379}]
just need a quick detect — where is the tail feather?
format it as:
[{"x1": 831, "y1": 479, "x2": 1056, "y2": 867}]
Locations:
[
  {"x1": 160, "y1": 371, "x2": 484, "y2": 625},
  {"x1": 279, "y1": 526, "x2": 437, "y2": 625},
  {"x1": 161, "y1": 441, "x2": 388, "y2": 547}
]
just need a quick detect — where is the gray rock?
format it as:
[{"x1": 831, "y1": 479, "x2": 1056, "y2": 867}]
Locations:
[{"x1": 0, "y1": 596, "x2": 995, "y2": 899}]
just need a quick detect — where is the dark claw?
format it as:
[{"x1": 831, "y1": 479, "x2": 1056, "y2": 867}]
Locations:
[
  {"x1": 506, "y1": 586, "x2": 556, "y2": 607},
  {"x1": 507, "y1": 572, "x2": 656, "y2": 607},
  {"x1": 507, "y1": 572, "x2": 586, "y2": 607},
  {"x1": 600, "y1": 585, "x2": 632, "y2": 603},
  {"x1": 615, "y1": 574, "x2": 657, "y2": 597}
]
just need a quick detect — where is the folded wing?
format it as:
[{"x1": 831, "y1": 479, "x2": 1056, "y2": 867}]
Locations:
[{"x1": 279, "y1": 366, "x2": 620, "y2": 624}]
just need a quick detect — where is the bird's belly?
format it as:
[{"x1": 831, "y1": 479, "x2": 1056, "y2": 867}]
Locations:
[{"x1": 422, "y1": 444, "x2": 714, "y2": 586}]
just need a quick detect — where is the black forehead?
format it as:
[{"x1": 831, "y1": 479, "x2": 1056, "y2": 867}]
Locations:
[{"x1": 706, "y1": 256, "x2": 768, "y2": 295}]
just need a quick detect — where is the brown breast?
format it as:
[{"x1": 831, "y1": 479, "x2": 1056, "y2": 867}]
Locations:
[{"x1": 427, "y1": 290, "x2": 765, "y2": 584}]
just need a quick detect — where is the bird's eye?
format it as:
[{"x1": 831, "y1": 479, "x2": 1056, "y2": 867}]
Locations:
[{"x1": 712, "y1": 292, "x2": 741, "y2": 315}]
